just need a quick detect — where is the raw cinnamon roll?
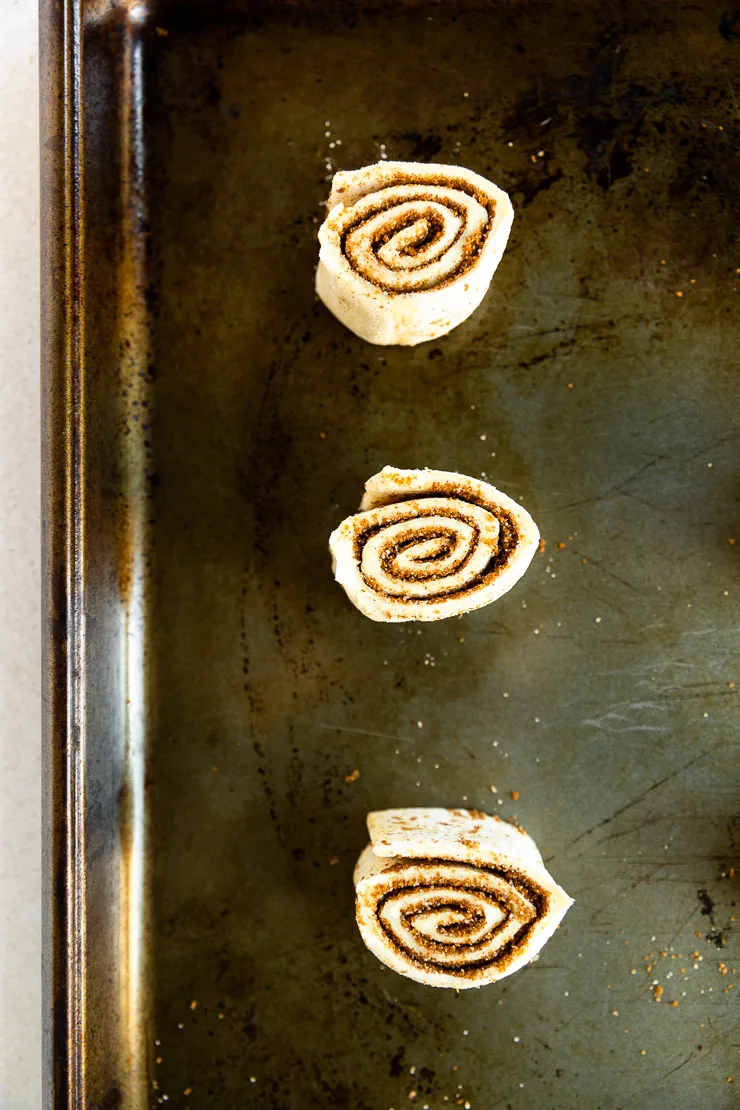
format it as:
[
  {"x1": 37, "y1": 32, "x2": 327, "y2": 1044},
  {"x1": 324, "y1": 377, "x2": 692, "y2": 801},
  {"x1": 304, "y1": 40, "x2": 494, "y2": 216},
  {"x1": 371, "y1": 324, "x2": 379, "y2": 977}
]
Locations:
[
  {"x1": 354, "y1": 808, "x2": 573, "y2": 989},
  {"x1": 316, "y1": 161, "x2": 514, "y2": 345},
  {"x1": 329, "y1": 466, "x2": 539, "y2": 622}
]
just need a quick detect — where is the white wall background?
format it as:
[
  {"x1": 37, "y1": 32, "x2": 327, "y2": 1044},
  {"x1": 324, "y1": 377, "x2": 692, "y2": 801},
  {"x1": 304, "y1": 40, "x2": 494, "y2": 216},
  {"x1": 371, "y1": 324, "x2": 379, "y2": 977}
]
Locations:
[{"x1": 0, "y1": 0, "x2": 42, "y2": 1107}]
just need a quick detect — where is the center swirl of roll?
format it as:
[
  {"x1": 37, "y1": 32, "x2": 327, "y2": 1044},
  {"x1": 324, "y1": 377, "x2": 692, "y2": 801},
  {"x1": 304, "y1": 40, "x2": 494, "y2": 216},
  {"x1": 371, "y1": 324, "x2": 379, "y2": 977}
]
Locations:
[
  {"x1": 375, "y1": 862, "x2": 538, "y2": 971},
  {"x1": 358, "y1": 497, "x2": 500, "y2": 600},
  {"x1": 342, "y1": 184, "x2": 490, "y2": 292}
]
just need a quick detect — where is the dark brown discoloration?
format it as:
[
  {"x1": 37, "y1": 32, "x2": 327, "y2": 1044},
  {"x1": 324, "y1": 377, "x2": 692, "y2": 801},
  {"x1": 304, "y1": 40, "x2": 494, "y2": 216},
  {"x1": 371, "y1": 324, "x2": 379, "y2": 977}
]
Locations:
[{"x1": 91, "y1": 1090, "x2": 123, "y2": 1110}]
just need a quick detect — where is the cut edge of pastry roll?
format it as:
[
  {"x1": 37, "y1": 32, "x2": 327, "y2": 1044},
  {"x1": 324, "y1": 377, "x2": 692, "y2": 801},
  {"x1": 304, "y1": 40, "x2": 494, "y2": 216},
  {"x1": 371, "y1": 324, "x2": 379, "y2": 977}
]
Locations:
[
  {"x1": 316, "y1": 161, "x2": 514, "y2": 346},
  {"x1": 329, "y1": 466, "x2": 539, "y2": 622},
  {"x1": 354, "y1": 807, "x2": 573, "y2": 989}
]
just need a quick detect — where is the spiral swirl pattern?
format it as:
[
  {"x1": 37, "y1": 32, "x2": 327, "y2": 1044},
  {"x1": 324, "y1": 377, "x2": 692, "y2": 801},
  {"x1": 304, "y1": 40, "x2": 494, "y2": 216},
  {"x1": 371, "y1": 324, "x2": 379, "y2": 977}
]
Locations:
[
  {"x1": 342, "y1": 184, "x2": 489, "y2": 293},
  {"x1": 316, "y1": 162, "x2": 514, "y2": 345},
  {"x1": 330, "y1": 467, "x2": 539, "y2": 622},
  {"x1": 372, "y1": 862, "x2": 541, "y2": 972},
  {"x1": 354, "y1": 809, "x2": 573, "y2": 989}
]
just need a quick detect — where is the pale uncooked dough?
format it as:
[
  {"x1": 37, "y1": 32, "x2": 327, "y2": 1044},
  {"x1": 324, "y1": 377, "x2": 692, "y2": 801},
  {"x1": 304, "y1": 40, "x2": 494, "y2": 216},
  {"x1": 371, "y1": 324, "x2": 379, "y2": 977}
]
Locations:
[
  {"x1": 329, "y1": 466, "x2": 539, "y2": 622},
  {"x1": 354, "y1": 807, "x2": 573, "y2": 988},
  {"x1": 316, "y1": 161, "x2": 514, "y2": 345}
]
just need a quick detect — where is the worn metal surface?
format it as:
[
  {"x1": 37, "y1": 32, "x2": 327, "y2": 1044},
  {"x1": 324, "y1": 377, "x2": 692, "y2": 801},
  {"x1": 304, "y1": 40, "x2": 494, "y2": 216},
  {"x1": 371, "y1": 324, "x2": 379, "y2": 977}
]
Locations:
[{"x1": 43, "y1": 1, "x2": 739, "y2": 1107}]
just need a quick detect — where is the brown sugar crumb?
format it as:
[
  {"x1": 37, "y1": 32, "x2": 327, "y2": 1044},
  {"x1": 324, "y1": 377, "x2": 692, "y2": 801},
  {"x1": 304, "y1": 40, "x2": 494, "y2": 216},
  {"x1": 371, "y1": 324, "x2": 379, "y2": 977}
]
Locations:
[
  {"x1": 156, "y1": 1056, "x2": 162, "y2": 1064},
  {"x1": 183, "y1": 1090, "x2": 192, "y2": 1097},
  {"x1": 190, "y1": 1000, "x2": 197, "y2": 1010},
  {"x1": 640, "y1": 1049, "x2": 647, "y2": 1056},
  {"x1": 670, "y1": 1000, "x2": 679, "y2": 1008},
  {"x1": 567, "y1": 382, "x2": 574, "y2": 389},
  {"x1": 675, "y1": 290, "x2": 683, "y2": 297},
  {"x1": 729, "y1": 682, "x2": 736, "y2": 689},
  {"x1": 538, "y1": 537, "x2": 547, "y2": 554},
  {"x1": 728, "y1": 537, "x2": 736, "y2": 545},
  {"x1": 581, "y1": 557, "x2": 588, "y2": 564},
  {"x1": 719, "y1": 962, "x2": 729, "y2": 976},
  {"x1": 319, "y1": 431, "x2": 327, "y2": 439},
  {"x1": 328, "y1": 856, "x2": 339, "y2": 865},
  {"x1": 345, "y1": 769, "x2": 360, "y2": 783},
  {"x1": 459, "y1": 637, "x2": 465, "y2": 643},
  {"x1": 652, "y1": 985, "x2": 664, "y2": 1002},
  {"x1": 557, "y1": 542, "x2": 567, "y2": 549},
  {"x1": 510, "y1": 790, "x2": 520, "y2": 801}
]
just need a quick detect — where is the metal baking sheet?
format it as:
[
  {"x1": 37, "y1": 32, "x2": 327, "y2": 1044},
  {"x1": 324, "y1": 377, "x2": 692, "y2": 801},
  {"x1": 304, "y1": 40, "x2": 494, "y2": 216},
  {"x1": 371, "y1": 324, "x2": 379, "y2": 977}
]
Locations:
[{"x1": 42, "y1": 2, "x2": 739, "y2": 1107}]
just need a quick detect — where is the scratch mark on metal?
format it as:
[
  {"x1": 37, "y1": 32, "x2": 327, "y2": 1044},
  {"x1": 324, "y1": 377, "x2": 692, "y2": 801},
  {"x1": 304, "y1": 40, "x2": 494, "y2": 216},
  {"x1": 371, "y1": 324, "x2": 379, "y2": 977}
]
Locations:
[
  {"x1": 581, "y1": 716, "x2": 668, "y2": 734},
  {"x1": 554, "y1": 748, "x2": 714, "y2": 855},
  {"x1": 319, "y1": 724, "x2": 414, "y2": 744},
  {"x1": 681, "y1": 626, "x2": 740, "y2": 638},
  {"x1": 578, "y1": 553, "x2": 650, "y2": 598},
  {"x1": 554, "y1": 456, "x2": 666, "y2": 511},
  {"x1": 660, "y1": 1053, "x2": 695, "y2": 1081}
]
